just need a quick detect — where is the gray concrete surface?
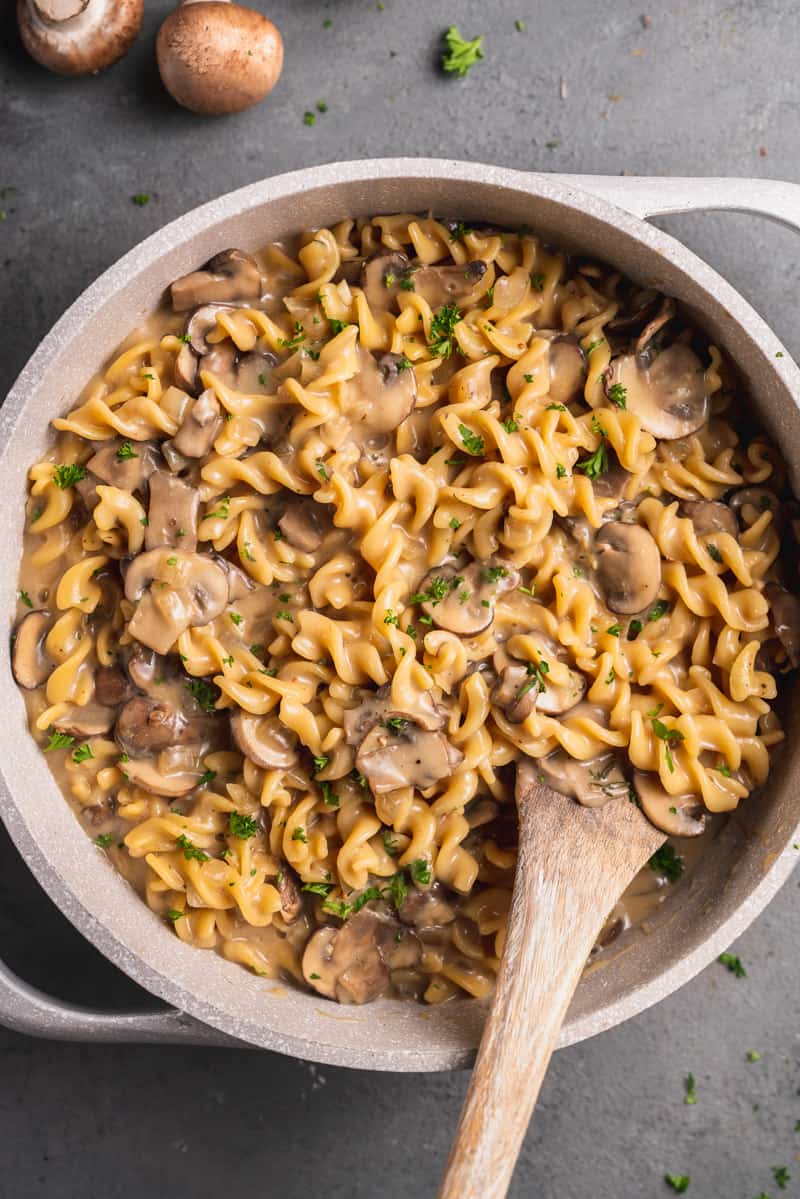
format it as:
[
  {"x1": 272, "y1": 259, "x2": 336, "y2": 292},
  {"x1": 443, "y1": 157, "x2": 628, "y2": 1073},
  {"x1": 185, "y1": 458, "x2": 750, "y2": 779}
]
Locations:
[{"x1": 1, "y1": 2, "x2": 799, "y2": 1196}]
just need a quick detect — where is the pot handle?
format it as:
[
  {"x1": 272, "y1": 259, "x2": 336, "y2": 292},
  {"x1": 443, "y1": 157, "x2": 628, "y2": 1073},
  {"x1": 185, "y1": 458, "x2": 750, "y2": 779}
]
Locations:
[
  {"x1": 0, "y1": 955, "x2": 240, "y2": 1046},
  {"x1": 558, "y1": 174, "x2": 800, "y2": 232}
]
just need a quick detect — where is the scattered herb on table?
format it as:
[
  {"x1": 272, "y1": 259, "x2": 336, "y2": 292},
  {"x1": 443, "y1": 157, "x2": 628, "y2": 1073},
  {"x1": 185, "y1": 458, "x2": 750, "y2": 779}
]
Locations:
[
  {"x1": 441, "y1": 26, "x2": 484, "y2": 77},
  {"x1": 719, "y1": 952, "x2": 746, "y2": 978}
]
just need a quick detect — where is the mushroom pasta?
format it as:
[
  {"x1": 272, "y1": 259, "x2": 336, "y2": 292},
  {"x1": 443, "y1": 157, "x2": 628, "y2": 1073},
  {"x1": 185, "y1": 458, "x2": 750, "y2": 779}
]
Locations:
[{"x1": 11, "y1": 213, "x2": 800, "y2": 1005}]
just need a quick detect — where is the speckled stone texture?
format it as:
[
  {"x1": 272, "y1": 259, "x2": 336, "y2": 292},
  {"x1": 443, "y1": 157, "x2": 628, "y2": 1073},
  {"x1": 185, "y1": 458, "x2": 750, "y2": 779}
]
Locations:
[{"x1": 1, "y1": 2, "x2": 799, "y2": 1196}]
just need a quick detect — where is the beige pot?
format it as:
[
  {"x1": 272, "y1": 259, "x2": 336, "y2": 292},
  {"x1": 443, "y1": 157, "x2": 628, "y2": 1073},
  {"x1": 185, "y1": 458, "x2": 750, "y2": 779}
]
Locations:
[{"x1": 1, "y1": 161, "x2": 799, "y2": 1068}]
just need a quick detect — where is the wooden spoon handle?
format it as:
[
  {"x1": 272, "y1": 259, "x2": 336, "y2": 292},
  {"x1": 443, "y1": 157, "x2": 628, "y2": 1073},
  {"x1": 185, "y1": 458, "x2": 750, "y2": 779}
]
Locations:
[{"x1": 438, "y1": 781, "x2": 663, "y2": 1199}]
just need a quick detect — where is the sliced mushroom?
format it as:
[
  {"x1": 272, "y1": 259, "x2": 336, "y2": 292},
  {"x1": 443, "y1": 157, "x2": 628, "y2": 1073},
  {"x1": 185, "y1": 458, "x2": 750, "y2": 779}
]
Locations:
[
  {"x1": 355, "y1": 719, "x2": 463, "y2": 795},
  {"x1": 398, "y1": 881, "x2": 456, "y2": 929},
  {"x1": 537, "y1": 751, "x2": 631, "y2": 808},
  {"x1": 235, "y1": 350, "x2": 278, "y2": 393},
  {"x1": 633, "y1": 771, "x2": 706, "y2": 837},
  {"x1": 145, "y1": 471, "x2": 199, "y2": 552},
  {"x1": 548, "y1": 335, "x2": 586, "y2": 406},
  {"x1": 680, "y1": 500, "x2": 738, "y2": 539},
  {"x1": 87, "y1": 439, "x2": 159, "y2": 493},
  {"x1": 116, "y1": 696, "x2": 190, "y2": 756},
  {"x1": 122, "y1": 757, "x2": 202, "y2": 798},
  {"x1": 360, "y1": 251, "x2": 411, "y2": 312},
  {"x1": 766, "y1": 582, "x2": 800, "y2": 668},
  {"x1": 342, "y1": 685, "x2": 444, "y2": 746},
  {"x1": 11, "y1": 609, "x2": 52, "y2": 689},
  {"x1": 492, "y1": 656, "x2": 586, "y2": 723},
  {"x1": 412, "y1": 260, "x2": 487, "y2": 309},
  {"x1": 606, "y1": 288, "x2": 660, "y2": 338},
  {"x1": 345, "y1": 349, "x2": 417, "y2": 436},
  {"x1": 216, "y1": 556, "x2": 253, "y2": 602},
  {"x1": 302, "y1": 910, "x2": 420, "y2": 1004},
  {"x1": 94, "y1": 665, "x2": 134, "y2": 708},
  {"x1": 595, "y1": 522, "x2": 662, "y2": 614},
  {"x1": 604, "y1": 344, "x2": 708, "y2": 440},
  {"x1": 52, "y1": 703, "x2": 116, "y2": 737},
  {"x1": 231, "y1": 711, "x2": 299, "y2": 770},
  {"x1": 174, "y1": 342, "x2": 198, "y2": 393},
  {"x1": 592, "y1": 456, "x2": 631, "y2": 501},
  {"x1": 124, "y1": 549, "x2": 228, "y2": 655},
  {"x1": 635, "y1": 299, "x2": 677, "y2": 356},
  {"x1": 170, "y1": 252, "x2": 261, "y2": 313},
  {"x1": 171, "y1": 389, "x2": 223, "y2": 460},
  {"x1": 277, "y1": 500, "x2": 325, "y2": 553},
  {"x1": 729, "y1": 487, "x2": 781, "y2": 527},
  {"x1": 275, "y1": 864, "x2": 303, "y2": 923},
  {"x1": 418, "y1": 559, "x2": 519, "y2": 637},
  {"x1": 125, "y1": 646, "x2": 164, "y2": 693}
]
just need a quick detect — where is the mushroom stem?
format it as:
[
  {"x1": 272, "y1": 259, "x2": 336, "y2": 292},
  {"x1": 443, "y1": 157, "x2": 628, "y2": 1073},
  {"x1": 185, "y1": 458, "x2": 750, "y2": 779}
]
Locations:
[
  {"x1": 33, "y1": 0, "x2": 88, "y2": 19},
  {"x1": 17, "y1": 0, "x2": 144, "y2": 75}
]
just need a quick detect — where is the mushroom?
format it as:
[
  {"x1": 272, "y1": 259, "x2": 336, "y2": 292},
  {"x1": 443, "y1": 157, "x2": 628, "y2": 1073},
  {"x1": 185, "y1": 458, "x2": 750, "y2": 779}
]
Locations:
[
  {"x1": 595, "y1": 522, "x2": 662, "y2": 614},
  {"x1": 398, "y1": 881, "x2": 456, "y2": 929},
  {"x1": 145, "y1": 471, "x2": 199, "y2": 552},
  {"x1": 417, "y1": 559, "x2": 520, "y2": 637},
  {"x1": 302, "y1": 910, "x2": 420, "y2": 1004},
  {"x1": 52, "y1": 703, "x2": 116, "y2": 737},
  {"x1": 342, "y1": 685, "x2": 444, "y2": 746},
  {"x1": 360, "y1": 251, "x2": 412, "y2": 312},
  {"x1": 174, "y1": 343, "x2": 199, "y2": 394},
  {"x1": 412, "y1": 260, "x2": 487, "y2": 309},
  {"x1": 729, "y1": 487, "x2": 781, "y2": 528},
  {"x1": 633, "y1": 771, "x2": 706, "y2": 837},
  {"x1": 11, "y1": 609, "x2": 52, "y2": 689},
  {"x1": 170, "y1": 389, "x2": 223, "y2": 460},
  {"x1": 604, "y1": 343, "x2": 709, "y2": 440},
  {"x1": 234, "y1": 350, "x2": 277, "y2": 393},
  {"x1": 124, "y1": 549, "x2": 228, "y2": 654},
  {"x1": 491, "y1": 651, "x2": 586, "y2": 723},
  {"x1": 183, "y1": 304, "x2": 236, "y2": 354},
  {"x1": 94, "y1": 665, "x2": 134, "y2": 708},
  {"x1": 355, "y1": 718, "x2": 464, "y2": 795},
  {"x1": 548, "y1": 335, "x2": 586, "y2": 407},
  {"x1": 87, "y1": 440, "x2": 159, "y2": 493},
  {"x1": 125, "y1": 646, "x2": 164, "y2": 693},
  {"x1": 116, "y1": 696, "x2": 191, "y2": 757},
  {"x1": 216, "y1": 556, "x2": 253, "y2": 602},
  {"x1": 591, "y1": 456, "x2": 632, "y2": 501},
  {"x1": 680, "y1": 500, "x2": 738, "y2": 539},
  {"x1": 170, "y1": 252, "x2": 261, "y2": 313},
  {"x1": 122, "y1": 757, "x2": 203, "y2": 798},
  {"x1": 17, "y1": 0, "x2": 143, "y2": 76},
  {"x1": 537, "y1": 751, "x2": 631, "y2": 808},
  {"x1": 157, "y1": 1, "x2": 283, "y2": 115},
  {"x1": 275, "y1": 864, "x2": 303, "y2": 923},
  {"x1": 230, "y1": 711, "x2": 299, "y2": 770},
  {"x1": 345, "y1": 349, "x2": 417, "y2": 436},
  {"x1": 277, "y1": 500, "x2": 326, "y2": 553},
  {"x1": 766, "y1": 582, "x2": 800, "y2": 668},
  {"x1": 606, "y1": 288, "x2": 661, "y2": 338}
]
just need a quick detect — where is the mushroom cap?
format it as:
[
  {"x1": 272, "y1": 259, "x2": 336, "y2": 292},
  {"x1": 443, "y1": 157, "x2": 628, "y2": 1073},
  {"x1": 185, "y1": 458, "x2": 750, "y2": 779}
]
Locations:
[
  {"x1": 342, "y1": 685, "x2": 444, "y2": 746},
  {"x1": 491, "y1": 652, "x2": 586, "y2": 723},
  {"x1": 230, "y1": 710, "x2": 299, "y2": 770},
  {"x1": 11, "y1": 609, "x2": 52, "y2": 690},
  {"x1": 145, "y1": 470, "x2": 200, "y2": 551},
  {"x1": 156, "y1": 2, "x2": 284, "y2": 116},
  {"x1": 124, "y1": 548, "x2": 228, "y2": 654},
  {"x1": 595, "y1": 521, "x2": 662, "y2": 614},
  {"x1": 122, "y1": 757, "x2": 203, "y2": 798},
  {"x1": 52, "y1": 703, "x2": 116, "y2": 737},
  {"x1": 170, "y1": 390, "x2": 223, "y2": 461},
  {"x1": 94, "y1": 665, "x2": 134, "y2": 708},
  {"x1": 605, "y1": 344, "x2": 709, "y2": 440},
  {"x1": 537, "y1": 751, "x2": 631, "y2": 808},
  {"x1": 87, "y1": 439, "x2": 159, "y2": 494},
  {"x1": 302, "y1": 910, "x2": 420, "y2": 1004},
  {"x1": 171, "y1": 255, "x2": 260, "y2": 314},
  {"x1": 418, "y1": 559, "x2": 519, "y2": 637},
  {"x1": 275, "y1": 864, "x2": 303, "y2": 923},
  {"x1": 360, "y1": 251, "x2": 411, "y2": 312},
  {"x1": 116, "y1": 696, "x2": 190, "y2": 757},
  {"x1": 412, "y1": 260, "x2": 487, "y2": 309},
  {"x1": 633, "y1": 771, "x2": 706, "y2": 837},
  {"x1": 680, "y1": 500, "x2": 738, "y2": 540},
  {"x1": 17, "y1": 0, "x2": 143, "y2": 76},
  {"x1": 355, "y1": 719, "x2": 464, "y2": 795},
  {"x1": 184, "y1": 303, "x2": 236, "y2": 353},
  {"x1": 548, "y1": 335, "x2": 586, "y2": 407},
  {"x1": 345, "y1": 349, "x2": 417, "y2": 436},
  {"x1": 398, "y1": 881, "x2": 456, "y2": 929}
]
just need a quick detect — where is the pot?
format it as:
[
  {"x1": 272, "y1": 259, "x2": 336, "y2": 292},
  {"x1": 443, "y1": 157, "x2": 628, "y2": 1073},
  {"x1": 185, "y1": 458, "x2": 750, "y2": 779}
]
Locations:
[{"x1": 1, "y1": 161, "x2": 799, "y2": 1069}]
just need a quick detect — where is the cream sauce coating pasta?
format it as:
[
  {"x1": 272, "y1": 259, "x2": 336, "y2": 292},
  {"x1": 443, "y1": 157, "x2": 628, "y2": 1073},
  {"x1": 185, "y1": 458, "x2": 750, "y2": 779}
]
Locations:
[{"x1": 11, "y1": 215, "x2": 800, "y2": 1005}]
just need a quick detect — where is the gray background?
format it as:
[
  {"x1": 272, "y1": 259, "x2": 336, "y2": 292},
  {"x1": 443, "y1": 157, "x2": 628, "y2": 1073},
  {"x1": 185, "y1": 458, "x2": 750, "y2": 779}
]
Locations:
[{"x1": 1, "y1": 2, "x2": 799, "y2": 1196}]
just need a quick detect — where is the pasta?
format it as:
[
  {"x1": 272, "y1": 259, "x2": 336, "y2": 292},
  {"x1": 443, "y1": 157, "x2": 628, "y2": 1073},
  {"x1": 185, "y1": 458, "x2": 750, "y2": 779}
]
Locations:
[{"x1": 11, "y1": 215, "x2": 800, "y2": 1007}]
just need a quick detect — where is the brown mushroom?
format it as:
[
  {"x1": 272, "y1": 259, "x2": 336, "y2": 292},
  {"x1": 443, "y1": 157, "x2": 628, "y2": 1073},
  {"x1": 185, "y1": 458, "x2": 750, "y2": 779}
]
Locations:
[
  {"x1": 125, "y1": 646, "x2": 164, "y2": 694},
  {"x1": 417, "y1": 559, "x2": 520, "y2": 637},
  {"x1": 606, "y1": 288, "x2": 661, "y2": 338},
  {"x1": 230, "y1": 711, "x2": 299, "y2": 770},
  {"x1": 17, "y1": 0, "x2": 143, "y2": 76},
  {"x1": 11, "y1": 609, "x2": 52, "y2": 690},
  {"x1": 492, "y1": 650, "x2": 586, "y2": 723},
  {"x1": 355, "y1": 718, "x2": 464, "y2": 795},
  {"x1": 170, "y1": 253, "x2": 261, "y2": 313},
  {"x1": 342, "y1": 685, "x2": 444, "y2": 746},
  {"x1": 398, "y1": 881, "x2": 456, "y2": 929},
  {"x1": 345, "y1": 349, "x2": 417, "y2": 436},
  {"x1": 216, "y1": 556, "x2": 253, "y2": 602},
  {"x1": 633, "y1": 771, "x2": 706, "y2": 837},
  {"x1": 174, "y1": 342, "x2": 199, "y2": 394},
  {"x1": 360, "y1": 251, "x2": 412, "y2": 312},
  {"x1": 301, "y1": 910, "x2": 420, "y2": 1004},
  {"x1": 412, "y1": 260, "x2": 487, "y2": 309},
  {"x1": 116, "y1": 696, "x2": 191, "y2": 757},
  {"x1": 277, "y1": 500, "x2": 325, "y2": 553},
  {"x1": 537, "y1": 751, "x2": 631, "y2": 808},
  {"x1": 591, "y1": 456, "x2": 631, "y2": 501},
  {"x1": 145, "y1": 471, "x2": 199, "y2": 552},
  {"x1": 275, "y1": 864, "x2": 303, "y2": 923},
  {"x1": 122, "y1": 757, "x2": 203, "y2": 798},
  {"x1": 157, "y1": 1, "x2": 284, "y2": 116},
  {"x1": 170, "y1": 389, "x2": 223, "y2": 460},
  {"x1": 604, "y1": 343, "x2": 709, "y2": 440},
  {"x1": 680, "y1": 500, "x2": 738, "y2": 539},
  {"x1": 234, "y1": 350, "x2": 277, "y2": 393},
  {"x1": 94, "y1": 665, "x2": 134, "y2": 708},
  {"x1": 124, "y1": 549, "x2": 228, "y2": 654},
  {"x1": 595, "y1": 522, "x2": 662, "y2": 614},
  {"x1": 87, "y1": 439, "x2": 159, "y2": 493},
  {"x1": 548, "y1": 335, "x2": 586, "y2": 407},
  {"x1": 182, "y1": 304, "x2": 235, "y2": 354},
  {"x1": 52, "y1": 703, "x2": 116, "y2": 737},
  {"x1": 766, "y1": 582, "x2": 800, "y2": 668},
  {"x1": 729, "y1": 487, "x2": 781, "y2": 528}
]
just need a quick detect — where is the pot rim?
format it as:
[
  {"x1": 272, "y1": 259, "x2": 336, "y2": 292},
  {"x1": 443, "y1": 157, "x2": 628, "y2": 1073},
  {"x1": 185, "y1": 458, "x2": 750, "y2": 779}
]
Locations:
[{"x1": 2, "y1": 158, "x2": 799, "y2": 1070}]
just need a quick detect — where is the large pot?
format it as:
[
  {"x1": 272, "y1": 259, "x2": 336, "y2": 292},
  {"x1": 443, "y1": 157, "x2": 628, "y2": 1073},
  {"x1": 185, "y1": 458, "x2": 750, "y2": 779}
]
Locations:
[{"x1": 1, "y1": 161, "x2": 799, "y2": 1069}]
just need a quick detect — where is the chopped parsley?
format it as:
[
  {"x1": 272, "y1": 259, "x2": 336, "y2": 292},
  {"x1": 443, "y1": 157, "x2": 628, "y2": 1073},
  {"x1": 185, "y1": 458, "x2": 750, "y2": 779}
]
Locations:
[
  {"x1": 449, "y1": 221, "x2": 474, "y2": 242},
  {"x1": 328, "y1": 317, "x2": 353, "y2": 336},
  {"x1": 606, "y1": 624, "x2": 621, "y2": 637},
  {"x1": 384, "y1": 609, "x2": 399, "y2": 627},
  {"x1": 607, "y1": 382, "x2": 627, "y2": 408},
  {"x1": 546, "y1": 402, "x2": 566, "y2": 412},
  {"x1": 319, "y1": 781, "x2": 340, "y2": 808},
  {"x1": 482, "y1": 565, "x2": 508, "y2": 584},
  {"x1": 303, "y1": 111, "x2": 316, "y2": 126},
  {"x1": 206, "y1": 495, "x2": 231, "y2": 519},
  {"x1": 316, "y1": 460, "x2": 330, "y2": 482},
  {"x1": 627, "y1": 619, "x2": 643, "y2": 641},
  {"x1": 429, "y1": 303, "x2": 461, "y2": 357},
  {"x1": 718, "y1": 952, "x2": 746, "y2": 978},
  {"x1": 648, "y1": 600, "x2": 670, "y2": 623},
  {"x1": 458, "y1": 423, "x2": 484, "y2": 456},
  {"x1": 72, "y1": 744, "x2": 94, "y2": 765},
  {"x1": 312, "y1": 755, "x2": 329, "y2": 774},
  {"x1": 131, "y1": 193, "x2": 150, "y2": 207},
  {"x1": 501, "y1": 415, "x2": 520, "y2": 433},
  {"x1": 556, "y1": 463, "x2": 567, "y2": 478},
  {"x1": 229, "y1": 812, "x2": 259, "y2": 839},
  {"x1": 664, "y1": 1176, "x2": 690, "y2": 1194},
  {"x1": 449, "y1": 517, "x2": 461, "y2": 530},
  {"x1": 52, "y1": 463, "x2": 87, "y2": 489},
  {"x1": 707, "y1": 543, "x2": 723, "y2": 563},
  {"x1": 45, "y1": 731, "x2": 75, "y2": 751},
  {"x1": 649, "y1": 844, "x2": 684, "y2": 882},
  {"x1": 303, "y1": 882, "x2": 334, "y2": 897},
  {"x1": 184, "y1": 677, "x2": 220, "y2": 713},
  {"x1": 684, "y1": 1073, "x2": 697, "y2": 1105},
  {"x1": 441, "y1": 25, "x2": 484, "y2": 77},
  {"x1": 773, "y1": 1166, "x2": 790, "y2": 1189},
  {"x1": 652, "y1": 717, "x2": 685, "y2": 772},
  {"x1": 116, "y1": 441, "x2": 138, "y2": 461},
  {"x1": 517, "y1": 658, "x2": 550, "y2": 698},
  {"x1": 278, "y1": 321, "x2": 306, "y2": 350},
  {"x1": 716, "y1": 761, "x2": 732, "y2": 777},
  {"x1": 382, "y1": 716, "x2": 409, "y2": 732},
  {"x1": 19, "y1": 589, "x2": 33, "y2": 608},
  {"x1": 93, "y1": 833, "x2": 114, "y2": 849},
  {"x1": 166, "y1": 909, "x2": 183, "y2": 922},
  {"x1": 229, "y1": 611, "x2": 243, "y2": 626},
  {"x1": 291, "y1": 827, "x2": 308, "y2": 843},
  {"x1": 383, "y1": 829, "x2": 399, "y2": 857},
  {"x1": 584, "y1": 338, "x2": 605, "y2": 355},
  {"x1": 410, "y1": 858, "x2": 432, "y2": 885},
  {"x1": 747, "y1": 1049, "x2": 762, "y2": 1062},
  {"x1": 197, "y1": 769, "x2": 217, "y2": 786},
  {"x1": 409, "y1": 576, "x2": 450, "y2": 606},
  {"x1": 176, "y1": 834, "x2": 210, "y2": 863},
  {"x1": 275, "y1": 609, "x2": 293, "y2": 622}
]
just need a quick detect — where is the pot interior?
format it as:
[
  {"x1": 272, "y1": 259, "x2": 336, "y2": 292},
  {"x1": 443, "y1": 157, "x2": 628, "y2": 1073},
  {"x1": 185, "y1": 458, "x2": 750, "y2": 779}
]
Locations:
[{"x1": 1, "y1": 162, "x2": 799, "y2": 1070}]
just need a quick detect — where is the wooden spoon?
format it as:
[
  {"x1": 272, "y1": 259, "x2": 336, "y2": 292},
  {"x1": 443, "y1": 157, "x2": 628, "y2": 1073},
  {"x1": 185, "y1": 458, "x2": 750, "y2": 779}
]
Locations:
[{"x1": 438, "y1": 762, "x2": 666, "y2": 1199}]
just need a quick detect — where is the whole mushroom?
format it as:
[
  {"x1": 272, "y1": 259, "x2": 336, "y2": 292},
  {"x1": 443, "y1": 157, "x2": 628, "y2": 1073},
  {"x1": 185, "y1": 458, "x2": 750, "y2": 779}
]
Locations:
[
  {"x1": 17, "y1": 0, "x2": 143, "y2": 76},
  {"x1": 156, "y1": 1, "x2": 284, "y2": 115}
]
